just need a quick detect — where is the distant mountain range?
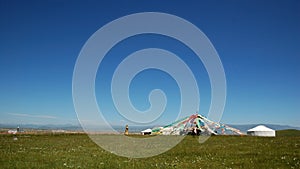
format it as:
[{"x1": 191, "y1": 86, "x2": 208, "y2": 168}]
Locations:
[
  {"x1": 0, "y1": 123, "x2": 299, "y2": 132},
  {"x1": 0, "y1": 124, "x2": 82, "y2": 131}
]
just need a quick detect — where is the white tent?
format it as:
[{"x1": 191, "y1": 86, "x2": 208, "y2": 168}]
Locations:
[
  {"x1": 8, "y1": 130, "x2": 17, "y2": 134},
  {"x1": 141, "y1": 129, "x2": 152, "y2": 135},
  {"x1": 247, "y1": 125, "x2": 275, "y2": 137}
]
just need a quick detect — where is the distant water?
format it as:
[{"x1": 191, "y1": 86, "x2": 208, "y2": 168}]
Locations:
[{"x1": 112, "y1": 126, "x2": 154, "y2": 133}]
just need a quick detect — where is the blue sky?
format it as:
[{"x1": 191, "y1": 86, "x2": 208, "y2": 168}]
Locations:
[{"x1": 0, "y1": 1, "x2": 299, "y2": 127}]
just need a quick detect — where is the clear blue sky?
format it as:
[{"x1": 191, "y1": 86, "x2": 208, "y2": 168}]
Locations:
[{"x1": 0, "y1": 0, "x2": 299, "y2": 127}]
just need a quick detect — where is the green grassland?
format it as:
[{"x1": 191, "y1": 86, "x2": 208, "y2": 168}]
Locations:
[{"x1": 0, "y1": 130, "x2": 299, "y2": 169}]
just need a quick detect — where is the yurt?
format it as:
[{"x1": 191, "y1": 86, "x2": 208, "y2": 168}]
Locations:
[
  {"x1": 247, "y1": 125, "x2": 275, "y2": 137},
  {"x1": 141, "y1": 128, "x2": 152, "y2": 135}
]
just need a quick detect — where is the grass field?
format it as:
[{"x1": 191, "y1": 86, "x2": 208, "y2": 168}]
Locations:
[{"x1": 0, "y1": 130, "x2": 299, "y2": 169}]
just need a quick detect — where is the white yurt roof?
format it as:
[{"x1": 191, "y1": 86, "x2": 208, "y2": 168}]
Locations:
[
  {"x1": 247, "y1": 125, "x2": 274, "y2": 132},
  {"x1": 141, "y1": 128, "x2": 152, "y2": 133}
]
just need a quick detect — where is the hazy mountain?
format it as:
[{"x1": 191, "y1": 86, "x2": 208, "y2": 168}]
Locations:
[{"x1": 1, "y1": 123, "x2": 299, "y2": 133}]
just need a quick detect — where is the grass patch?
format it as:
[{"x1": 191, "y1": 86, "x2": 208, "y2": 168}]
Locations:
[
  {"x1": 277, "y1": 129, "x2": 300, "y2": 137},
  {"x1": 0, "y1": 130, "x2": 299, "y2": 168}
]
